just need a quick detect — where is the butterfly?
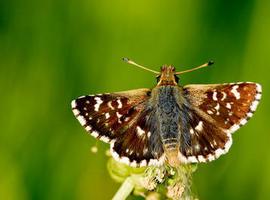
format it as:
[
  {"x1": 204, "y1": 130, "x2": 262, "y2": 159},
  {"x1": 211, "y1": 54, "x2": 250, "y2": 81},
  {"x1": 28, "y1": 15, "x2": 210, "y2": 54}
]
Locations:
[{"x1": 71, "y1": 58, "x2": 262, "y2": 167}]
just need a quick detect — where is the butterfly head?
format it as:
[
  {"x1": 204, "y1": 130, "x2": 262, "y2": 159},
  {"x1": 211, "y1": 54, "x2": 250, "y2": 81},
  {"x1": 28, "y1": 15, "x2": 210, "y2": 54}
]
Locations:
[{"x1": 156, "y1": 65, "x2": 179, "y2": 86}]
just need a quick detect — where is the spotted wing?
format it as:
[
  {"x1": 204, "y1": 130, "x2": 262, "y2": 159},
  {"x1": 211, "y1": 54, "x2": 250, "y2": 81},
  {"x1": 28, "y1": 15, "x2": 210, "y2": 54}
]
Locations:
[
  {"x1": 71, "y1": 88, "x2": 164, "y2": 167},
  {"x1": 179, "y1": 82, "x2": 262, "y2": 163},
  {"x1": 111, "y1": 107, "x2": 165, "y2": 167}
]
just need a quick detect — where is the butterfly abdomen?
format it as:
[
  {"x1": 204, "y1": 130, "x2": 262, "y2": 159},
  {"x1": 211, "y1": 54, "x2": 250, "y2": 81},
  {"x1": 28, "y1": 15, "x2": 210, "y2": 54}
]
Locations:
[{"x1": 155, "y1": 86, "x2": 183, "y2": 166}]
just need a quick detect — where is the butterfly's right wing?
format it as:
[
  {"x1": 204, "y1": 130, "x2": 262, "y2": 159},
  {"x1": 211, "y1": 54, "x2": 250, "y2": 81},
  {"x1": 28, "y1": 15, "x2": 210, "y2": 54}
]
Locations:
[
  {"x1": 184, "y1": 83, "x2": 261, "y2": 132},
  {"x1": 179, "y1": 82, "x2": 261, "y2": 163},
  {"x1": 71, "y1": 89, "x2": 165, "y2": 167}
]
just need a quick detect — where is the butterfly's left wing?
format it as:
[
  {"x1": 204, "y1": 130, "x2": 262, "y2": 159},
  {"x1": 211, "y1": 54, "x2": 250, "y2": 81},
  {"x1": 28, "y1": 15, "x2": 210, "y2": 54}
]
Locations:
[
  {"x1": 71, "y1": 89, "x2": 165, "y2": 167},
  {"x1": 179, "y1": 82, "x2": 262, "y2": 163}
]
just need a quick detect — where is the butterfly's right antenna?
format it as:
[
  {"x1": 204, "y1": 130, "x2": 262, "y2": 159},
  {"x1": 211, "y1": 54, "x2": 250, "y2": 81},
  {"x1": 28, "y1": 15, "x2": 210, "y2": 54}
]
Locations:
[
  {"x1": 123, "y1": 58, "x2": 160, "y2": 74},
  {"x1": 175, "y1": 61, "x2": 214, "y2": 75}
]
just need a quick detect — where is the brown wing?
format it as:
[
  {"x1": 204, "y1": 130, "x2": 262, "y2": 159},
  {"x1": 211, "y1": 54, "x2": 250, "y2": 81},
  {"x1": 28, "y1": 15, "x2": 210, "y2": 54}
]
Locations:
[
  {"x1": 179, "y1": 82, "x2": 262, "y2": 163},
  {"x1": 111, "y1": 107, "x2": 165, "y2": 167},
  {"x1": 71, "y1": 89, "x2": 150, "y2": 143},
  {"x1": 71, "y1": 88, "x2": 165, "y2": 167},
  {"x1": 184, "y1": 82, "x2": 261, "y2": 134}
]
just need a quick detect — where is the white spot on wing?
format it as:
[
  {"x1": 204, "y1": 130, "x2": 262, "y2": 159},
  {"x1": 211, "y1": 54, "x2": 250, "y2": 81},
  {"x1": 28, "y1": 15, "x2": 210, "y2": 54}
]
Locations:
[
  {"x1": 256, "y1": 83, "x2": 262, "y2": 93},
  {"x1": 195, "y1": 121, "x2": 203, "y2": 132},
  {"x1": 247, "y1": 112, "x2": 253, "y2": 117},
  {"x1": 198, "y1": 155, "x2": 206, "y2": 162},
  {"x1": 105, "y1": 113, "x2": 110, "y2": 119},
  {"x1": 85, "y1": 126, "x2": 91, "y2": 131},
  {"x1": 77, "y1": 116, "x2": 86, "y2": 126},
  {"x1": 140, "y1": 160, "x2": 147, "y2": 167},
  {"x1": 110, "y1": 141, "x2": 164, "y2": 167},
  {"x1": 71, "y1": 100, "x2": 77, "y2": 108},
  {"x1": 224, "y1": 136, "x2": 232, "y2": 151},
  {"x1": 149, "y1": 159, "x2": 158, "y2": 166},
  {"x1": 116, "y1": 112, "x2": 122, "y2": 118},
  {"x1": 213, "y1": 91, "x2": 218, "y2": 101},
  {"x1": 240, "y1": 118, "x2": 248, "y2": 126},
  {"x1": 91, "y1": 131, "x2": 99, "y2": 138},
  {"x1": 120, "y1": 157, "x2": 130, "y2": 165},
  {"x1": 108, "y1": 101, "x2": 114, "y2": 110},
  {"x1": 117, "y1": 99, "x2": 123, "y2": 108},
  {"x1": 116, "y1": 112, "x2": 123, "y2": 123},
  {"x1": 187, "y1": 156, "x2": 197, "y2": 163},
  {"x1": 250, "y1": 100, "x2": 259, "y2": 111},
  {"x1": 231, "y1": 85, "x2": 240, "y2": 99},
  {"x1": 255, "y1": 93, "x2": 262, "y2": 100},
  {"x1": 136, "y1": 126, "x2": 145, "y2": 136},
  {"x1": 226, "y1": 103, "x2": 232, "y2": 109},
  {"x1": 110, "y1": 141, "x2": 119, "y2": 157},
  {"x1": 72, "y1": 108, "x2": 80, "y2": 115},
  {"x1": 130, "y1": 161, "x2": 138, "y2": 167},
  {"x1": 214, "y1": 103, "x2": 220, "y2": 111},
  {"x1": 207, "y1": 154, "x2": 215, "y2": 161},
  {"x1": 215, "y1": 149, "x2": 224, "y2": 158},
  {"x1": 221, "y1": 92, "x2": 227, "y2": 101},
  {"x1": 207, "y1": 110, "x2": 213, "y2": 115},
  {"x1": 147, "y1": 131, "x2": 151, "y2": 138},
  {"x1": 124, "y1": 117, "x2": 130, "y2": 122},
  {"x1": 78, "y1": 95, "x2": 86, "y2": 99},
  {"x1": 100, "y1": 136, "x2": 110, "y2": 143},
  {"x1": 228, "y1": 124, "x2": 240, "y2": 134},
  {"x1": 94, "y1": 97, "x2": 103, "y2": 111}
]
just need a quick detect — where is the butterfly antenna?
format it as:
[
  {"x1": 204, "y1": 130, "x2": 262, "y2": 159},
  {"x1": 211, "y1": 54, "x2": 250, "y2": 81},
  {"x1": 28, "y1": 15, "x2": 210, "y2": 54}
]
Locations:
[
  {"x1": 175, "y1": 61, "x2": 214, "y2": 75},
  {"x1": 122, "y1": 58, "x2": 160, "y2": 74}
]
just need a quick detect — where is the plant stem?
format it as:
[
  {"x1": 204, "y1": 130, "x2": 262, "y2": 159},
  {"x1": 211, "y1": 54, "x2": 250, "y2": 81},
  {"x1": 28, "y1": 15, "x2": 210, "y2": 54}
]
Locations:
[{"x1": 112, "y1": 177, "x2": 135, "y2": 200}]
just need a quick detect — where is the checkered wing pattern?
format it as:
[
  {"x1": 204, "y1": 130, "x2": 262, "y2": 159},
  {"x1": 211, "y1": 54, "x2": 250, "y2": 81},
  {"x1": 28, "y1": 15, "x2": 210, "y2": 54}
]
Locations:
[
  {"x1": 71, "y1": 89, "x2": 165, "y2": 167},
  {"x1": 180, "y1": 82, "x2": 262, "y2": 163}
]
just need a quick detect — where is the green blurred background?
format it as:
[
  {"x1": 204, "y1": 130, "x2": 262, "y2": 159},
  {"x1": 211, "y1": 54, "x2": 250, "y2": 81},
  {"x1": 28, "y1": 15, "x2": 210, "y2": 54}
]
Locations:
[{"x1": 0, "y1": 0, "x2": 270, "y2": 199}]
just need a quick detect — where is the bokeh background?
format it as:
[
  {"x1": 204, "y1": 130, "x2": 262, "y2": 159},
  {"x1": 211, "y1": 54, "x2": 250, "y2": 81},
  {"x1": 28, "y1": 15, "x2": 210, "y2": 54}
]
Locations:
[{"x1": 1, "y1": 0, "x2": 270, "y2": 199}]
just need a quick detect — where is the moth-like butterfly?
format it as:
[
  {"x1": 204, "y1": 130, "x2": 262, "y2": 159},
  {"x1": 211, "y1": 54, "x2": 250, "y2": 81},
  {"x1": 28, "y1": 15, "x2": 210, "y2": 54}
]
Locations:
[{"x1": 71, "y1": 58, "x2": 262, "y2": 167}]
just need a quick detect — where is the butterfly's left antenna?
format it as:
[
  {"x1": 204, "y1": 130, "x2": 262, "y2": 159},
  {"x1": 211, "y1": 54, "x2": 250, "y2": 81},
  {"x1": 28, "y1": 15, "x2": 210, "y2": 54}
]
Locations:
[{"x1": 123, "y1": 58, "x2": 160, "y2": 74}]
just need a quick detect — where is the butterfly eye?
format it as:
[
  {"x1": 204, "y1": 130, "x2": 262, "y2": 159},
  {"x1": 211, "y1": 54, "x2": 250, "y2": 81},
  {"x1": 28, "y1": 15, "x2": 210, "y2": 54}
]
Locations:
[
  {"x1": 156, "y1": 75, "x2": 161, "y2": 83},
  {"x1": 174, "y1": 75, "x2": 179, "y2": 83}
]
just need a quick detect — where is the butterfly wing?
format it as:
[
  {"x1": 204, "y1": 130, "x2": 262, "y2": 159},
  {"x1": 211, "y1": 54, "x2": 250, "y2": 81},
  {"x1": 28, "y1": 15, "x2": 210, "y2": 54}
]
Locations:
[
  {"x1": 71, "y1": 88, "x2": 165, "y2": 167},
  {"x1": 72, "y1": 88, "x2": 149, "y2": 143},
  {"x1": 111, "y1": 107, "x2": 165, "y2": 167},
  {"x1": 179, "y1": 82, "x2": 262, "y2": 163}
]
